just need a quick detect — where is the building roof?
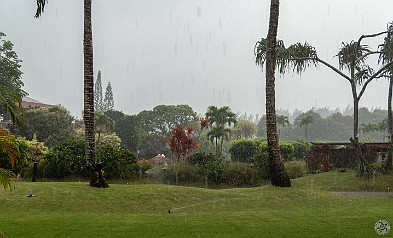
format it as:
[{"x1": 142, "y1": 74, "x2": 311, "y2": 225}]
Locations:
[{"x1": 22, "y1": 96, "x2": 44, "y2": 104}]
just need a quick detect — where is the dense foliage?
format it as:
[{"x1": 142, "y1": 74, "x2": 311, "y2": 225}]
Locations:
[{"x1": 10, "y1": 106, "x2": 75, "y2": 147}]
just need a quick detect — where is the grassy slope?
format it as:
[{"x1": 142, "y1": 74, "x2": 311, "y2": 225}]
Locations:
[{"x1": 0, "y1": 171, "x2": 392, "y2": 238}]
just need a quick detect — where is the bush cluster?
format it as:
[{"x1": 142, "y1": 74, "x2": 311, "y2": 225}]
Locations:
[{"x1": 157, "y1": 152, "x2": 269, "y2": 187}]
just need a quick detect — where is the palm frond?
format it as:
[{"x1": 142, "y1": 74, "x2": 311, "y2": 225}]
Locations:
[
  {"x1": 35, "y1": 0, "x2": 48, "y2": 18},
  {"x1": 0, "y1": 129, "x2": 19, "y2": 168},
  {"x1": 255, "y1": 38, "x2": 318, "y2": 74},
  {"x1": 0, "y1": 168, "x2": 15, "y2": 190},
  {"x1": 378, "y1": 22, "x2": 393, "y2": 67},
  {"x1": 0, "y1": 85, "x2": 24, "y2": 126},
  {"x1": 336, "y1": 41, "x2": 370, "y2": 71},
  {"x1": 285, "y1": 42, "x2": 318, "y2": 74}
]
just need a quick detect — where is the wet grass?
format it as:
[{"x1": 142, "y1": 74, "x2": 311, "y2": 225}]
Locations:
[
  {"x1": 0, "y1": 171, "x2": 392, "y2": 237},
  {"x1": 293, "y1": 169, "x2": 393, "y2": 192}
]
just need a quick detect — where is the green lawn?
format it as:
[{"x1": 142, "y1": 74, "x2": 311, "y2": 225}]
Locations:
[{"x1": 1, "y1": 171, "x2": 392, "y2": 238}]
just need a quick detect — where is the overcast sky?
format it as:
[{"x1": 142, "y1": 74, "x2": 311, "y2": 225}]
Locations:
[{"x1": 1, "y1": 0, "x2": 392, "y2": 117}]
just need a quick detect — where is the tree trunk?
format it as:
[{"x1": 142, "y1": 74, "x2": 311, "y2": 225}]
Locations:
[
  {"x1": 351, "y1": 80, "x2": 369, "y2": 178},
  {"x1": 387, "y1": 76, "x2": 393, "y2": 170},
  {"x1": 265, "y1": 0, "x2": 291, "y2": 187},
  {"x1": 84, "y1": 0, "x2": 108, "y2": 188}
]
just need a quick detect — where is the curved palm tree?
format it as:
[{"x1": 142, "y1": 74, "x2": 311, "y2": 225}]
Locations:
[{"x1": 35, "y1": 0, "x2": 108, "y2": 187}]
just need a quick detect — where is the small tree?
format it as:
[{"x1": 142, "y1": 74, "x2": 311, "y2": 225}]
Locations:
[{"x1": 168, "y1": 125, "x2": 199, "y2": 161}]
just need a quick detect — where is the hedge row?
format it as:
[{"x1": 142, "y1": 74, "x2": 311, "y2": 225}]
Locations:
[{"x1": 229, "y1": 139, "x2": 310, "y2": 163}]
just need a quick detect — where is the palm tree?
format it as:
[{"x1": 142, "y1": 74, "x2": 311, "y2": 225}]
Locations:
[
  {"x1": 206, "y1": 106, "x2": 237, "y2": 127},
  {"x1": 35, "y1": 0, "x2": 108, "y2": 187},
  {"x1": 379, "y1": 22, "x2": 393, "y2": 169},
  {"x1": 205, "y1": 106, "x2": 236, "y2": 157},
  {"x1": 206, "y1": 125, "x2": 231, "y2": 157},
  {"x1": 255, "y1": 0, "x2": 291, "y2": 187},
  {"x1": 276, "y1": 115, "x2": 289, "y2": 138},
  {"x1": 300, "y1": 114, "x2": 314, "y2": 140}
]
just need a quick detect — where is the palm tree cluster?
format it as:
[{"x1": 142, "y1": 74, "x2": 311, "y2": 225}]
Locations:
[{"x1": 205, "y1": 106, "x2": 236, "y2": 157}]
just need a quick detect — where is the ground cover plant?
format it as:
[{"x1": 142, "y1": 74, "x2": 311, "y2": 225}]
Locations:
[{"x1": 1, "y1": 170, "x2": 392, "y2": 238}]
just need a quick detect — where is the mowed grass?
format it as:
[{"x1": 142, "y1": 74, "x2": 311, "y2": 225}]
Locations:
[{"x1": 1, "y1": 171, "x2": 392, "y2": 238}]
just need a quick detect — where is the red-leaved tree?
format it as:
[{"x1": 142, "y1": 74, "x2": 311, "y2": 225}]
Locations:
[{"x1": 168, "y1": 125, "x2": 199, "y2": 161}]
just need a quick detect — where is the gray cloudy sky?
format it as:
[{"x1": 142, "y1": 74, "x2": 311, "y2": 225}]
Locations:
[{"x1": 1, "y1": 0, "x2": 392, "y2": 117}]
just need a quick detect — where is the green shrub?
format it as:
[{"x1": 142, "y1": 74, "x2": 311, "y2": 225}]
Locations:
[
  {"x1": 97, "y1": 143, "x2": 137, "y2": 179},
  {"x1": 251, "y1": 152, "x2": 270, "y2": 179},
  {"x1": 279, "y1": 142, "x2": 295, "y2": 161},
  {"x1": 284, "y1": 160, "x2": 307, "y2": 179},
  {"x1": 43, "y1": 139, "x2": 86, "y2": 179},
  {"x1": 186, "y1": 152, "x2": 216, "y2": 167},
  {"x1": 292, "y1": 141, "x2": 311, "y2": 160},
  {"x1": 223, "y1": 162, "x2": 259, "y2": 187},
  {"x1": 229, "y1": 139, "x2": 259, "y2": 163}
]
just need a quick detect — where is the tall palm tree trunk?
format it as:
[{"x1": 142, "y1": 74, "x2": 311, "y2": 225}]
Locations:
[
  {"x1": 84, "y1": 0, "x2": 108, "y2": 188},
  {"x1": 265, "y1": 0, "x2": 291, "y2": 187},
  {"x1": 387, "y1": 76, "x2": 393, "y2": 170}
]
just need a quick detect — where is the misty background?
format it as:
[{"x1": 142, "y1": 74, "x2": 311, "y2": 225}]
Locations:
[{"x1": 1, "y1": 0, "x2": 392, "y2": 117}]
